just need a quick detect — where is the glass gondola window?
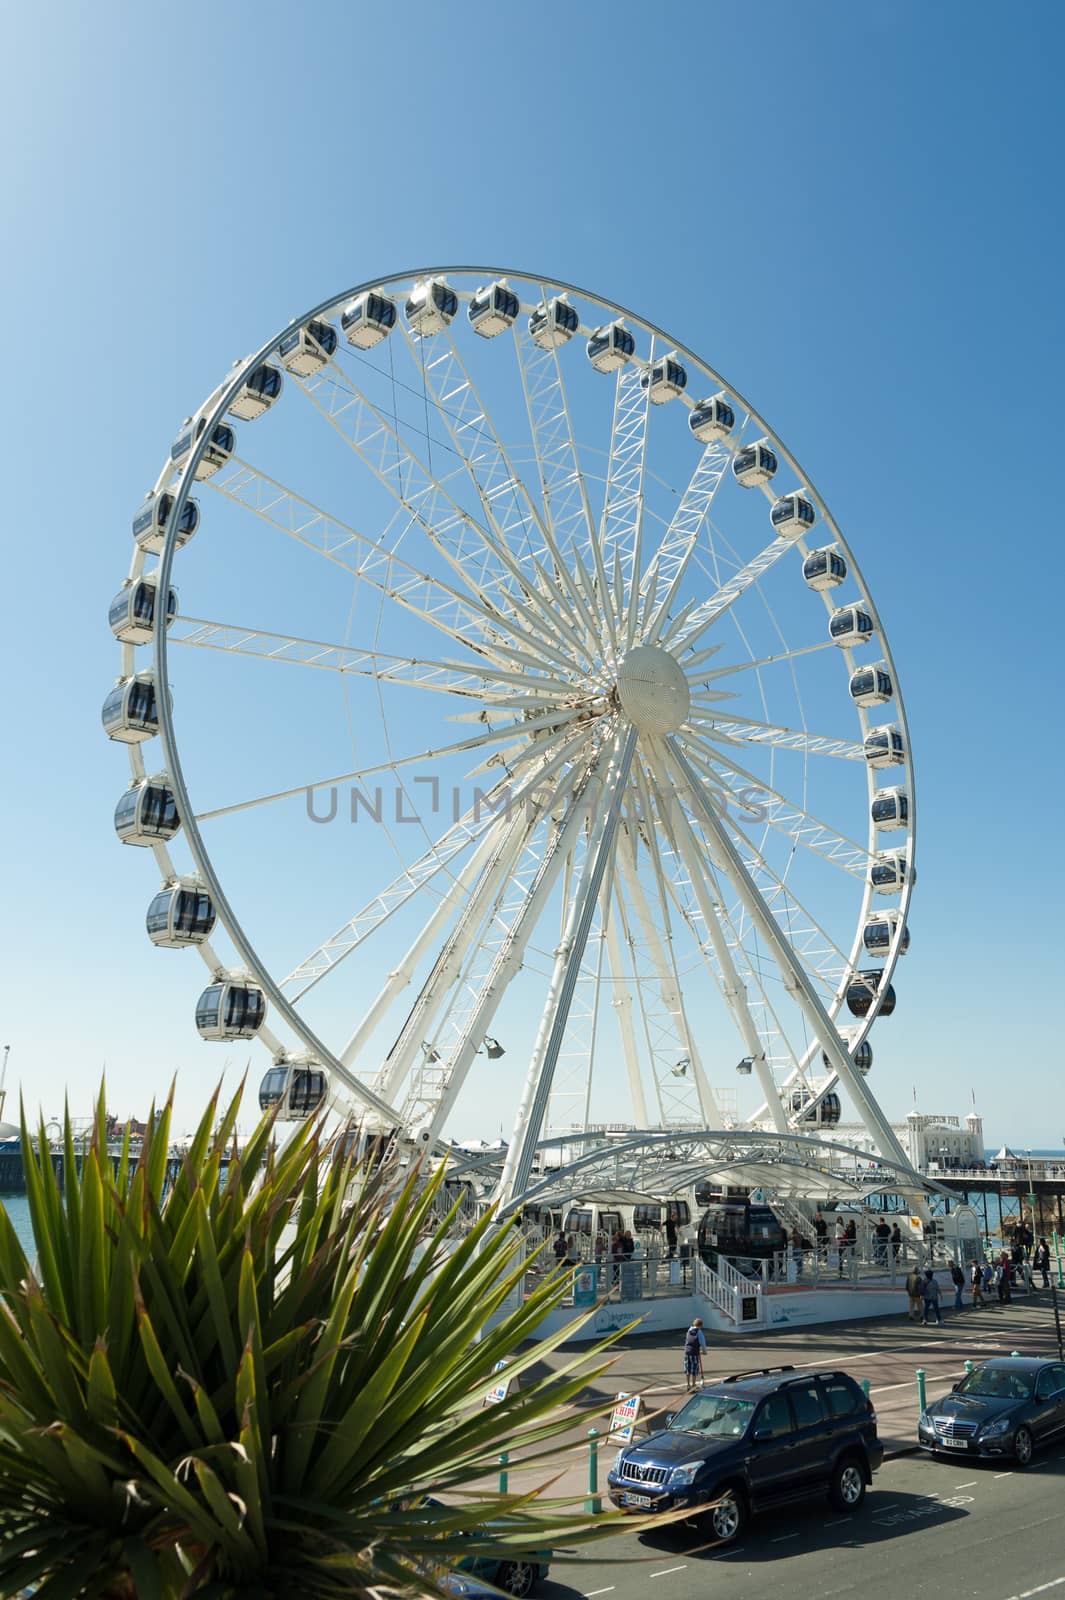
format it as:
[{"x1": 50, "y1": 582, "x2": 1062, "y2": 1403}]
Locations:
[
  {"x1": 278, "y1": 319, "x2": 339, "y2": 374},
  {"x1": 132, "y1": 491, "x2": 200, "y2": 554},
  {"x1": 258, "y1": 1066, "x2": 289, "y2": 1113},
  {"x1": 871, "y1": 787, "x2": 909, "y2": 827},
  {"x1": 829, "y1": 605, "x2": 875, "y2": 644},
  {"x1": 732, "y1": 441, "x2": 778, "y2": 485},
  {"x1": 770, "y1": 494, "x2": 816, "y2": 532},
  {"x1": 529, "y1": 296, "x2": 579, "y2": 348},
  {"x1": 802, "y1": 547, "x2": 847, "y2": 590},
  {"x1": 114, "y1": 780, "x2": 180, "y2": 845},
  {"x1": 864, "y1": 725, "x2": 905, "y2": 767},
  {"x1": 145, "y1": 885, "x2": 216, "y2": 945}
]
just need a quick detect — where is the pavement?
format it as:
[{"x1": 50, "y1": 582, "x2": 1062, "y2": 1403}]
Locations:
[{"x1": 475, "y1": 1289, "x2": 1065, "y2": 1505}]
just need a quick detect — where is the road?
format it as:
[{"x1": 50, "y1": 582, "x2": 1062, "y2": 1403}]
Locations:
[{"x1": 541, "y1": 1446, "x2": 1065, "y2": 1600}]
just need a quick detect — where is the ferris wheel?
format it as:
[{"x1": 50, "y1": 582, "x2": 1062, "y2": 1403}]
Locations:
[{"x1": 105, "y1": 267, "x2": 916, "y2": 1206}]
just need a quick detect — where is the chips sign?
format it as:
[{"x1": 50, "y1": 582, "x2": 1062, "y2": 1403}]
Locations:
[
  {"x1": 483, "y1": 1359, "x2": 516, "y2": 1407},
  {"x1": 608, "y1": 1392, "x2": 643, "y2": 1444}
]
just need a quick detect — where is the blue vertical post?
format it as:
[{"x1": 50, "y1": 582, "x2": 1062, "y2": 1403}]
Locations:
[
  {"x1": 965, "y1": 1360, "x2": 974, "y2": 1375},
  {"x1": 586, "y1": 1429, "x2": 601, "y2": 1515},
  {"x1": 498, "y1": 1452, "x2": 509, "y2": 1495},
  {"x1": 916, "y1": 1368, "x2": 927, "y2": 1418}
]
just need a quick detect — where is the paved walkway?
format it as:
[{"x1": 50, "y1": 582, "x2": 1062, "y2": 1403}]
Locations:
[{"x1": 474, "y1": 1292, "x2": 1064, "y2": 1505}]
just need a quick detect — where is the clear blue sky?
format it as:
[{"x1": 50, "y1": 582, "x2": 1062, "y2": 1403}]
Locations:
[{"x1": 1, "y1": 1, "x2": 1060, "y2": 1145}]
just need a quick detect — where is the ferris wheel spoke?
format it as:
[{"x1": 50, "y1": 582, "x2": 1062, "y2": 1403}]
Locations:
[
  {"x1": 512, "y1": 308, "x2": 598, "y2": 562},
  {"x1": 679, "y1": 734, "x2": 872, "y2": 876},
  {"x1": 602, "y1": 897, "x2": 651, "y2": 1128},
  {"x1": 639, "y1": 440, "x2": 733, "y2": 646},
  {"x1": 661, "y1": 529, "x2": 805, "y2": 658},
  {"x1": 209, "y1": 459, "x2": 544, "y2": 671},
  {"x1": 688, "y1": 712, "x2": 866, "y2": 762},
  {"x1": 282, "y1": 722, "x2": 595, "y2": 1000},
  {"x1": 691, "y1": 638, "x2": 838, "y2": 680},
  {"x1": 590, "y1": 365, "x2": 651, "y2": 658},
  {"x1": 295, "y1": 360, "x2": 575, "y2": 664}
]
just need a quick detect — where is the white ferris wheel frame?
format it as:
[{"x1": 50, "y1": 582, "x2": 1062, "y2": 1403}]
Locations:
[{"x1": 116, "y1": 265, "x2": 918, "y2": 1203}]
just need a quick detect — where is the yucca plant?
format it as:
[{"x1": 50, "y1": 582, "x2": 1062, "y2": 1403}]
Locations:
[{"x1": 0, "y1": 1080, "x2": 640, "y2": 1599}]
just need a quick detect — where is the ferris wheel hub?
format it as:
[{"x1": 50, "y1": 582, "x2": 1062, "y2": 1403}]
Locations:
[{"x1": 615, "y1": 645, "x2": 691, "y2": 734}]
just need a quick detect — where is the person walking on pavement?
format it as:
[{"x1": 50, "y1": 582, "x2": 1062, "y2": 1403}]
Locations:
[
  {"x1": 905, "y1": 1265, "x2": 924, "y2": 1321},
  {"x1": 971, "y1": 1257, "x2": 985, "y2": 1308},
  {"x1": 665, "y1": 1209, "x2": 678, "y2": 1261},
  {"x1": 835, "y1": 1218, "x2": 848, "y2": 1277},
  {"x1": 922, "y1": 1268, "x2": 943, "y2": 1326},
  {"x1": 1033, "y1": 1238, "x2": 1052, "y2": 1289},
  {"x1": 982, "y1": 1257, "x2": 995, "y2": 1302},
  {"x1": 683, "y1": 1317, "x2": 707, "y2": 1390},
  {"x1": 948, "y1": 1257, "x2": 966, "y2": 1311},
  {"x1": 815, "y1": 1211, "x2": 828, "y2": 1264},
  {"x1": 997, "y1": 1250, "x2": 1012, "y2": 1304},
  {"x1": 890, "y1": 1223, "x2": 902, "y2": 1264}
]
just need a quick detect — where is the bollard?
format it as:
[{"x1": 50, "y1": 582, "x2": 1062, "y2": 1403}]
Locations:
[
  {"x1": 861, "y1": 1378, "x2": 870, "y2": 1399},
  {"x1": 965, "y1": 1360, "x2": 974, "y2": 1375},
  {"x1": 916, "y1": 1367, "x2": 927, "y2": 1418},
  {"x1": 498, "y1": 1452, "x2": 509, "y2": 1495},
  {"x1": 1011, "y1": 1350, "x2": 1021, "y2": 1359},
  {"x1": 586, "y1": 1429, "x2": 601, "y2": 1515}
]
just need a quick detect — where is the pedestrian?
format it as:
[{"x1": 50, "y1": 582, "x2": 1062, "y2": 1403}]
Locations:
[
  {"x1": 594, "y1": 1231, "x2": 606, "y2": 1269},
  {"x1": 905, "y1": 1265, "x2": 924, "y2": 1321},
  {"x1": 948, "y1": 1257, "x2": 966, "y2": 1312},
  {"x1": 875, "y1": 1219, "x2": 891, "y2": 1266},
  {"x1": 619, "y1": 1229, "x2": 636, "y2": 1260},
  {"x1": 790, "y1": 1226, "x2": 804, "y2": 1275},
  {"x1": 665, "y1": 1209, "x2": 678, "y2": 1260},
  {"x1": 815, "y1": 1211, "x2": 828, "y2": 1263},
  {"x1": 971, "y1": 1257, "x2": 984, "y2": 1308},
  {"x1": 683, "y1": 1317, "x2": 707, "y2": 1391},
  {"x1": 997, "y1": 1251, "x2": 1012, "y2": 1304},
  {"x1": 1033, "y1": 1238, "x2": 1052, "y2": 1289},
  {"x1": 890, "y1": 1223, "x2": 902, "y2": 1263},
  {"x1": 982, "y1": 1258, "x2": 994, "y2": 1300},
  {"x1": 836, "y1": 1218, "x2": 848, "y2": 1278},
  {"x1": 921, "y1": 1269, "x2": 943, "y2": 1327},
  {"x1": 553, "y1": 1230, "x2": 575, "y2": 1269}
]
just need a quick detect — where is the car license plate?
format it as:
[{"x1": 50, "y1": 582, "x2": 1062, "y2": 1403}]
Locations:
[
  {"x1": 940, "y1": 1438, "x2": 968, "y2": 1450},
  {"x1": 624, "y1": 1493, "x2": 652, "y2": 1507}
]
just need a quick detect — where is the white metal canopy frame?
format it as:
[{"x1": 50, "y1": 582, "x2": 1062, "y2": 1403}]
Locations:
[{"x1": 106, "y1": 265, "x2": 917, "y2": 1207}]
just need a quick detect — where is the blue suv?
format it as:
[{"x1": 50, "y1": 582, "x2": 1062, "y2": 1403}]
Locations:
[{"x1": 607, "y1": 1365, "x2": 883, "y2": 1543}]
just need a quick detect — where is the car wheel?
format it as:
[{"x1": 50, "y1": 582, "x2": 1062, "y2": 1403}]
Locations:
[
  {"x1": 1013, "y1": 1426, "x2": 1034, "y2": 1467},
  {"x1": 829, "y1": 1456, "x2": 866, "y2": 1512},
  {"x1": 497, "y1": 1561, "x2": 538, "y2": 1598},
  {"x1": 706, "y1": 1487, "x2": 746, "y2": 1544}
]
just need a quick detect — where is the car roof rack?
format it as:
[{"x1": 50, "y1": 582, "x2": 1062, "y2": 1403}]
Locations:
[{"x1": 722, "y1": 1365, "x2": 797, "y2": 1383}]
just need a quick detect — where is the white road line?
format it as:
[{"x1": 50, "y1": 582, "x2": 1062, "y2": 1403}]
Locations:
[
  {"x1": 1001, "y1": 1578, "x2": 1065, "y2": 1600},
  {"x1": 585, "y1": 1588, "x2": 616, "y2": 1595},
  {"x1": 954, "y1": 1481, "x2": 978, "y2": 1488},
  {"x1": 824, "y1": 1517, "x2": 851, "y2": 1526},
  {"x1": 650, "y1": 1568, "x2": 687, "y2": 1578},
  {"x1": 993, "y1": 1471, "x2": 1014, "y2": 1478},
  {"x1": 771, "y1": 1533, "x2": 800, "y2": 1542},
  {"x1": 871, "y1": 1369, "x2": 967, "y2": 1395}
]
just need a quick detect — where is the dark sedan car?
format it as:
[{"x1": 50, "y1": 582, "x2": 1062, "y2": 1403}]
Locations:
[{"x1": 918, "y1": 1357, "x2": 1065, "y2": 1465}]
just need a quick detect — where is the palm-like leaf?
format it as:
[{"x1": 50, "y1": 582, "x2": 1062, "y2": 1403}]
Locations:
[{"x1": 0, "y1": 1080, "x2": 653, "y2": 1598}]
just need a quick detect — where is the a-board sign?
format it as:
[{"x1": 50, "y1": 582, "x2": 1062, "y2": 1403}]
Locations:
[
  {"x1": 608, "y1": 1393, "x2": 643, "y2": 1444},
  {"x1": 741, "y1": 1295, "x2": 759, "y2": 1322},
  {"x1": 483, "y1": 1359, "x2": 516, "y2": 1407}
]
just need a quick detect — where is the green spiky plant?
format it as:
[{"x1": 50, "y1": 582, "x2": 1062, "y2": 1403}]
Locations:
[{"x1": 0, "y1": 1080, "x2": 640, "y2": 1599}]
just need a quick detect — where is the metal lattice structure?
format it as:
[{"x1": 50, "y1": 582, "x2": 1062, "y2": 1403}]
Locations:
[{"x1": 106, "y1": 268, "x2": 917, "y2": 1209}]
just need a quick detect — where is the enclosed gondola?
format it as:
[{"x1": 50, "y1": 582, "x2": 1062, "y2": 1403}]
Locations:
[
  {"x1": 342, "y1": 291, "x2": 398, "y2": 349},
  {"x1": 113, "y1": 776, "x2": 180, "y2": 846},
  {"x1": 731, "y1": 439, "x2": 778, "y2": 488},
  {"x1": 145, "y1": 880, "x2": 216, "y2": 948},
  {"x1": 528, "y1": 294, "x2": 579, "y2": 349},
  {"x1": 132, "y1": 490, "x2": 200, "y2": 555},
  {"x1": 870, "y1": 848, "x2": 911, "y2": 893},
  {"x1": 101, "y1": 673, "x2": 162, "y2": 743},
  {"x1": 871, "y1": 785, "x2": 909, "y2": 830},
  {"x1": 108, "y1": 575, "x2": 178, "y2": 646},
  {"x1": 641, "y1": 352, "x2": 687, "y2": 404},
  {"x1": 846, "y1": 969, "x2": 897, "y2": 1018},
  {"x1": 829, "y1": 604, "x2": 875, "y2": 648},
  {"x1": 802, "y1": 546, "x2": 847, "y2": 591},
  {"x1": 863, "y1": 910, "x2": 910, "y2": 956},
  {"x1": 849, "y1": 663, "x2": 893, "y2": 707},
  {"x1": 823, "y1": 1039, "x2": 873, "y2": 1075},
  {"x1": 468, "y1": 279, "x2": 520, "y2": 338},
  {"x1": 404, "y1": 279, "x2": 458, "y2": 337},
  {"x1": 688, "y1": 393, "x2": 735, "y2": 443},
  {"x1": 258, "y1": 1060, "x2": 329, "y2": 1120},
  {"x1": 789, "y1": 1086, "x2": 841, "y2": 1125},
  {"x1": 170, "y1": 416, "x2": 236, "y2": 481},
  {"x1": 586, "y1": 320, "x2": 635, "y2": 373},
  {"x1": 696, "y1": 1196, "x2": 787, "y2": 1273},
  {"x1": 228, "y1": 362, "x2": 283, "y2": 421},
  {"x1": 195, "y1": 977, "x2": 267, "y2": 1041},
  {"x1": 277, "y1": 318, "x2": 338, "y2": 375},
  {"x1": 770, "y1": 492, "x2": 816, "y2": 537},
  {"x1": 864, "y1": 724, "x2": 906, "y2": 768}
]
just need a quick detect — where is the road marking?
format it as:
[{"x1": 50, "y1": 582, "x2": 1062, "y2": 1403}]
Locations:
[
  {"x1": 586, "y1": 1589, "x2": 616, "y2": 1595},
  {"x1": 871, "y1": 1369, "x2": 966, "y2": 1394},
  {"x1": 771, "y1": 1533, "x2": 800, "y2": 1542},
  {"x1": 824, "y1": 1517, "x2": 851, "y2": 1526},
  {"x1": 1001, "y1": 1578, "x2": 1065, "y2": 1600},
  {"x1": 993, "y1": 1471, "x2": 1013, "y2": 1478},
  {"x1": 650, "y1": 1568, "x2": 687, "y2": 1578},
  {"x1": 954, "y1": 1481, "x2": 978, "y2": 1488}
]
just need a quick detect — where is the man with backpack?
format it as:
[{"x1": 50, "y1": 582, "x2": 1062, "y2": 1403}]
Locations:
[
  {"x1": 683, "y1": 1318, "x2": 707, "y2": 1390},
  {"x1": 948, "y1": 1258, "x2": 966, "y2": 1311}
]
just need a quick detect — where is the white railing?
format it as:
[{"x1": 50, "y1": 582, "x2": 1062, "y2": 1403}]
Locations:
[{"x1": 693, "y1": 1258, "x2": 739, "y2": 1321}]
